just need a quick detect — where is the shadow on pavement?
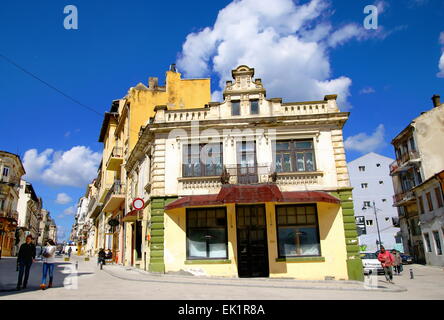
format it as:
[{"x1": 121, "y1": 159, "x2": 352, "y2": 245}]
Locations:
[{"x1": 0, "y1": 257, "x2": 94, "y2": 297}]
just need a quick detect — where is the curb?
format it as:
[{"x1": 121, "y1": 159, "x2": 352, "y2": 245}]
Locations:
[{"x1": 103, "y1": 266, "x2": 407, "y2": 293}]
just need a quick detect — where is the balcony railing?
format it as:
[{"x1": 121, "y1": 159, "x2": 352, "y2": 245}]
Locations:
[
  {"x1": 391, "y1": 151, "x2": 420, "y2": 175},
  {"x1": 106, "y1": 147, "x2": 124, "y2": 171},
  {"x1": 0, "y1": 176, "x2": 21, "y2": 188},
  {"x1": 103, "y1": 180, "x2": 125, "y2": 212},
  {"x1": 393, "y1": 191, "x2": 415, "y2": 206},
  {"x1": 88, "y1": 195, "x2": 97, "y2": 213}
]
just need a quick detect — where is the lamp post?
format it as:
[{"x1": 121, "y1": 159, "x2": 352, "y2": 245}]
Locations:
[{"x1": 363, "y1": 201, "x2": 383, "y2": 249}]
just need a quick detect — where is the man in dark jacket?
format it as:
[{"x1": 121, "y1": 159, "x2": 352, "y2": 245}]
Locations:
[{"x1": 16, "y1": 235, "x2": 36, "y2": 290}]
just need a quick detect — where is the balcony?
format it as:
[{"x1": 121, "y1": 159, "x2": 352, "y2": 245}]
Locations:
[
  {"x1": 390, "y1": 151, "x2": 421, "y2": 175},
  {"x1": 106, "y1": 147, "x2": 123, "y2": 171},
  {"x1": 103, "y1": 180, "x2": 125, "y2": 212},
  {"x1": 393, "y1": 191, "x2": 415, "y2": 206},
  {"x1": 87, "y1": 195, "x2": 103, "y2": 220}
]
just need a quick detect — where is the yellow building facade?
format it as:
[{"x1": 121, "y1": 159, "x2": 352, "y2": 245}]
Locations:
[{"x1": 88, "y1": 66, "x2": 211, "y2": 266}]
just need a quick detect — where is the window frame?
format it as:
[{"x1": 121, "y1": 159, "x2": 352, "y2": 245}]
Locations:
[
  {"x1": 274, "y1": 139, "x2": 317, "y2": 173},
  {"x1": 182, "y1": 143, "x2": 224, "y2": 178},
  {"x1": 231, "y1": 100, "x2": 241, "y2": 116},
  {"x1": 275, "y1": 204, "x2": 322, "y2": 258},
  {"x1": 2, "y1": 166, "x2": 9, "y2": 177},
  {"x1": 424, "y1": 233, "x2": 432, "y2": 253},
  {"x1": 250, "y1": 99, "x2": 259, "y2": 115},
  {"x1": 432, "y1": 231, "x2": 442, "y2": 256},
  {"x1": 185, "y1": 207, "x2": 229, "y2": 260},
  {"x1": 434, "y1": 187, "x2": 443, "y2": 208},
  {"x1": 426, "y1": 192, "x2": 434, "y2": 212},
  {"x1": 418, "y1": 196, "x2": 425, "y2": 214}
]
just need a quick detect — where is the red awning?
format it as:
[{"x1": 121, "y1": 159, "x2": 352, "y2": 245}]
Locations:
[
  {"x1": 122, "y1": 210, "x2": 141, "y2": 222},
  {"x1": 165, "y1": 184, "x2": 340, "y2": 210}
]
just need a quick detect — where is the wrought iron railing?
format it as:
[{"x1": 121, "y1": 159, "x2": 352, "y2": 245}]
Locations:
[{"x1": 103, "y1": 180, "x2": 125, "y2": 206}]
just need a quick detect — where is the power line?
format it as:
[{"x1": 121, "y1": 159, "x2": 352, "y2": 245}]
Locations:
[{"x1": 0, "y1": 53, "x2": 102, "y2": 117}]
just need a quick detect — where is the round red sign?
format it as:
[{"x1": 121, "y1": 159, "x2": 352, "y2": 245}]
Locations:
[{"x1": 132, "y1": 198, "x2": 144, "y2": 210}]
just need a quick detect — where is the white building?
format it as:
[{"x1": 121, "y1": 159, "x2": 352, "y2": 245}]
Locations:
[{"x1": 348, "y1": 152, "x2": 403, "y2": 252}]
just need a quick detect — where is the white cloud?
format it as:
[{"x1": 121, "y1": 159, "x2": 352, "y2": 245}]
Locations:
[
  {"x1": 57, "y1": 226, "x2": 66, "y2": 241},
  {"x1": 438, "y1": 54, "x2": 444, "y2": 78},
  {"x1": 359, "y1": 87, "x2": 376, "y2": 94},
  {"x1": 58, "y1": 206, "x2": 76, "y2": 219},
  {"x1": 63, "y1": 206, "x2": 76, "y2": 216},
  {"x1": 438, "y1": 32, "x2": 444, "y2": 78},
  {"x1": 55, "y1": 193, "x2": 72, "y2": 205},
  {"x1": 23, "y1": 146, "x2": 101, "y2": 187},
  {"x1": 176, "y1": 0, "x2": 391, "y2": 110},
  {"x1": 344, "y1": 124, "x2": 387, "y2": 153}
]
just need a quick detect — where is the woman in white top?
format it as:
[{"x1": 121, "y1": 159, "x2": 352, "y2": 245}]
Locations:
[{"x1": 40, "y1": 239, "x2": 57, "y2": 290}]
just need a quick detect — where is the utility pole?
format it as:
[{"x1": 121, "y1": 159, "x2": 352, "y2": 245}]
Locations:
[{"x1": 373, "y1": 201, "x2": 383, "y2": 249}]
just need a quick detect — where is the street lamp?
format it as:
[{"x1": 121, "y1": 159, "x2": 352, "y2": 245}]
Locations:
[{"x1": 362, "y1": 201, "x2": 383, "y2": 249}]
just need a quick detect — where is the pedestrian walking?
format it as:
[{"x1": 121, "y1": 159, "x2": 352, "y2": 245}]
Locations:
[
  {"x1": 98, "y1": 248, "x2": 106, "y2": 268},
  {"x1": 392, "y1": 250, "x2": 402, "y2": 275},
  {"x1": 378, "y1": 246, "x2": 395, "y2": 284},
  {"x1": 40, "y1": 239, "x2": 57, "y2": 290},
  {"x1": 16, "y1": 235, "x2": 36, "y2": 290},
  {"x1": 68, "y1": 246, "x2": 72, "y2": 258}
]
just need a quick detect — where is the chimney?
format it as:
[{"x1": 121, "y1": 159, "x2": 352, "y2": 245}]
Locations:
[
  {"x1": 148, "y1": 77, "x2": 158, "y2": 89},
  {"x1": 432, "y1": 94, "x2": 441, "y2": 108}
]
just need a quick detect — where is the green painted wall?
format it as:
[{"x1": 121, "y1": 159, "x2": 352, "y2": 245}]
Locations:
[
  {"x1": 331, "y1": 188, "x2": 364, "y2": 281},
  {"x1": 148, "y1": 196, "x2": 177, "y2": 273}
]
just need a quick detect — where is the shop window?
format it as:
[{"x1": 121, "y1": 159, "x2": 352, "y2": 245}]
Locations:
[
  {"x1": 434, "y1": 187, "x2": 443, "y2": 208},
  {"x1": 275, "y1": 140, "x2": 316, "y2": 173},
  {"x1": 433, "y1": 231, "x2": 442, "y2": 255},
  {"x1": 276, "y1": 205, "x2": 321, "y2": 257},
  {"x1": 424, "y1": 233, "x2": 432, "y2": 253},
  {"x1": 250, "y1": 100, "x2": 259, "y2": 115},
  {"x1": 231, "y1": 100, "x2": 240, "y2": 116},
  {"x1": 183, "y1": 143, "x2": 223, "y2": 177},
  {"x1": 186, "y1": 208, "x2": 228, "y2": 259}
]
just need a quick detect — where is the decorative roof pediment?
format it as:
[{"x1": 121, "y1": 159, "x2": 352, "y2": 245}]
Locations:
[{"x1": 223, "y1": 65, "x2": 265, "y2": 99}]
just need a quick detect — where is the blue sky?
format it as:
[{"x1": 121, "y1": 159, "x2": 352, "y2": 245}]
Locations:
[{"x1": 1, "y1": 0, "x2": 443, "y2": 241}]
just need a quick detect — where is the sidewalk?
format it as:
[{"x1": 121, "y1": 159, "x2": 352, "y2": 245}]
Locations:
[{"x1": 102, "y1": 263, "x2": 407, "y2": 293}]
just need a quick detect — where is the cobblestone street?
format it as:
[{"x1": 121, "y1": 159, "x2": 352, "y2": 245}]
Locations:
[{"x1": 1, "y1": 256, "x2": 443, "y2": 300}]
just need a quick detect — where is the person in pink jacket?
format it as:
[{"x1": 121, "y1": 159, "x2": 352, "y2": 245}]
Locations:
[{"x1": 378, "y1": 246, "x2": 395, "y2": 284}]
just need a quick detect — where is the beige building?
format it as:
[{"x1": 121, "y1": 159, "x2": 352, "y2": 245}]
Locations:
[
  {"x1": 124, "y1": 65, "x2": 363, "y2": 280},
  {"x1": 0, "y1": 151, "x2": 26, "y2": 257},
  {"x1": 16, "y1": 180, "x2": 42, "y2": 249},
  {"x1": 390, "y1": 94, "x2": 444, "y2": 263}
]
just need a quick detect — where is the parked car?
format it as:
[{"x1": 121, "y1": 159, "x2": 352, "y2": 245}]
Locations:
[
  {"x1": 400, "y1": 254, "x2": 413, "y2": 265},
  {"x1": 360, "y1": 251, "x2": 384, "y2": 275}
]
